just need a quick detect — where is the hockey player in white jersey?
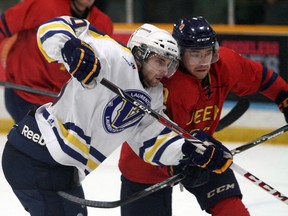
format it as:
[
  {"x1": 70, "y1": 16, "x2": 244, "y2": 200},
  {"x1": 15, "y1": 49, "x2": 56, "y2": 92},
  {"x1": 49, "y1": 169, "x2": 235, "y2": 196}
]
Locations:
[{"x1": 2, "y1": 16, "x2": 233, "y2": 215}]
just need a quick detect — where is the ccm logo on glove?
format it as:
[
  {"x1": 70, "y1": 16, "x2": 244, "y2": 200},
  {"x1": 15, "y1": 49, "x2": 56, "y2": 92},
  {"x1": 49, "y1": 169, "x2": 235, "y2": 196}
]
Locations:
[{"x1": 61, "y1": 38, "x2": 101, "y2": 84}]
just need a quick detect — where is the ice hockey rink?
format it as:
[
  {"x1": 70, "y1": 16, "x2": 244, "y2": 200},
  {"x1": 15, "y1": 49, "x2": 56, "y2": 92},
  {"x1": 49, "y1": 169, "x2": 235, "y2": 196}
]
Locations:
[{"x1": 0, "y1": 96, "x2": 288, "y2": 215}]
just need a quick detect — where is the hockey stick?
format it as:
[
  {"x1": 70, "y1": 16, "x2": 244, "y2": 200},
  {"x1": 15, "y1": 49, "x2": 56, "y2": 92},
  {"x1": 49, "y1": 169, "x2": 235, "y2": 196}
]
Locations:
[
  {"x1": 0, "y1": 80, "x2": 58, "y2": 97},
  {"x1": 230, "y1": 163, "x2": 288, "y2": 204},
  {"x1": 58, "y1": 77, "x2": 288, "y2": 207},
  {"x1": 58, "y1": 172, "x2": 186, "y2": 208},
  {"x1": 0, "y1": 80, "x2": 248, "y2": 131},
  {"x1": 231, "y1": 124, "x2": 288, "y2": 155},
  {"x1": 215, "y1": 98, "x2": 250, "y2": 132},
  {"x1": 58, "y1": 132, "x2": 288, "y2": 208}
]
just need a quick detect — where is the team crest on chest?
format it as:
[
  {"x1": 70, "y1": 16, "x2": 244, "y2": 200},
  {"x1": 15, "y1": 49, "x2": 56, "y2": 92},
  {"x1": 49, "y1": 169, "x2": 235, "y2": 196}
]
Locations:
[{"x1": 103, "y1": 90, "x2": 151, "y2": 133}]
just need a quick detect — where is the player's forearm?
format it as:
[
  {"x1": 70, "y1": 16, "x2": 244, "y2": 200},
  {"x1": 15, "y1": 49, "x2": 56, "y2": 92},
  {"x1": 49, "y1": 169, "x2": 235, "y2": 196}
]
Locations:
[
  {"x1": 129, "y1": 126, "x2": 185, "y2": 166},
  {"x1": 260, "y1": 69, "x2": 288, "y2": 101},
  {"x1": 36, "y1": 16, "x2": 79, "y2": 63}
]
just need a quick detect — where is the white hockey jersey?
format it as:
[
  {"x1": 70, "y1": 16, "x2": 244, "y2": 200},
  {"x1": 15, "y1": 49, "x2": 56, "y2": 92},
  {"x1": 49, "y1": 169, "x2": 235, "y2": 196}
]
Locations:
[{"x1": 36, "y1": 16, "x2": 185, "y2": 181}]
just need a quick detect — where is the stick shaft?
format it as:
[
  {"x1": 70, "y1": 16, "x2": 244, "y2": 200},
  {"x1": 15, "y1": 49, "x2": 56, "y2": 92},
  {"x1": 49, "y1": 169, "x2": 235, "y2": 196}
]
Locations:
[
  {"x1": 58, "y1": 173, "x2": 185, "y2": 208},
  {"x1": 216, "y1": 98, "x2": 250, "y2": 132},
  {"x1": 231, "y1": 163, "x2": 288, "y2": 204},
  {"x1": 231, "y1": 124, "x2": 288, "y2": 155},
  {"x1": 0, "y1": 81, "x2": 58, "y2": 97}
]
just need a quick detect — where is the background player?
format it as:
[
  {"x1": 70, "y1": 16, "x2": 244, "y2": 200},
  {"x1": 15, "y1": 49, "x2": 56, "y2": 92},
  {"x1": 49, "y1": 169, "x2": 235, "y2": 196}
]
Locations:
[
  {"x1": 0, "y1": 0, "x2": 113, "y2": 123},
  {"x1": 119, "y1": 16, "x2": 288, "y2": 216},
  {"x1": 2, "y1": 16, "x2": 232, "y2": 215}
]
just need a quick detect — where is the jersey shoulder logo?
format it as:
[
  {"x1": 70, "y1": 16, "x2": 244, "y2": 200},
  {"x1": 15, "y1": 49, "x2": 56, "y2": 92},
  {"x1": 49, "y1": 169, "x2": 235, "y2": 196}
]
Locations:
[
  {"x1": 122, "y1": 56, "x2": 136, "y2": 69},
  {"x1": 103, "y1": 90, "x2": 151, "y2": 133}
]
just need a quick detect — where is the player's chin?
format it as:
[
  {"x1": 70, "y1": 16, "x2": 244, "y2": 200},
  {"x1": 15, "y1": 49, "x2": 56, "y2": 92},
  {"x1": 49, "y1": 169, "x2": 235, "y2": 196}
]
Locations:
[
  {"x1": 150, "y1": 79, "x2": 161, "y2": 87},
  {"x1": 194, "y1": 70, "x2": 209, "y2": 80},
  {"x1": 80, "y1": 0, "x2": 95, "y2": 7}
]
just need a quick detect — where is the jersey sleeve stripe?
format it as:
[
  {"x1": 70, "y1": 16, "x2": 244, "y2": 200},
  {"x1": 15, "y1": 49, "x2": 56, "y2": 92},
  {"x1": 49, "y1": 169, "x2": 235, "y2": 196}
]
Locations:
[
  {"x1": 139, "y1": 127, "x2": 172, "y2": 158},
  {"x1": 152, "y1": 135, "x2": 182, "y2": 165},
  {"x1": 0, "y1": 14, "x2": 11, "y2": 37},
  {"x1": 42, "y1": 109, "x2": 88, "y2": 165},
  {"x1": 39, "y1": 30, "x2": 75, "y2": 45},
  {"x1": 143, "y1": 135, "x2": 166, "y2": 163},
  {"x1": 37, "y1": 21, "x2": 76, "y2": 63},
  {"x1": 259, "y1": 71, "x2": 278, "y2": 92},
  {"x1": 140, "y1": 127, "x2": 183, "y2": 165},
  {"x1": 89, "y1": 146, "x2": 106, "y2": 163},
  {"x1": 63, "y1": 122, "x2": 91, "y2": 144},
  {"x1": 86, "y1": 158, "x2": 98, "y2": 171},
  {"x1": 42, "y1": 108, "x2": 107, "y2": 174},
  {"x1": 57, "y1": 119, "x2": 90, "y2": 155},
  {"x1": 52, "y1": 126, "x2": 88, "y2": 165}
]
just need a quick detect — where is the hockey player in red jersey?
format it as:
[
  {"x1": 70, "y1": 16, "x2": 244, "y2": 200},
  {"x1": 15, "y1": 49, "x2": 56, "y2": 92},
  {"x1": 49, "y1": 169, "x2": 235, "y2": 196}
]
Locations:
[
  {"x1": 0, "y1": 0, "x2": 113, "y2": 123},
  {"x1": 119, "y1": 16, "x2": 288, "y2": 216}
]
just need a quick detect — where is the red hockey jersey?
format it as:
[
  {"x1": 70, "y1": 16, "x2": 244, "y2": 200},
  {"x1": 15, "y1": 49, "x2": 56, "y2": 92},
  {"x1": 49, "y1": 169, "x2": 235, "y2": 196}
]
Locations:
[
  {"x1": 0, "y1": 0, "x2": 113, "y2": 104},
  {"x1": 119, "y1": 47, "x2": 288, "y2": 184}
]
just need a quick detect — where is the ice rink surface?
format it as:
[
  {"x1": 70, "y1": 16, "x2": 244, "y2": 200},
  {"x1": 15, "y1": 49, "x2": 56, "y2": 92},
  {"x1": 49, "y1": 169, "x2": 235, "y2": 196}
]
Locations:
[{"x1": 0, "y1": 134, "x2": 288, "y2": 216}]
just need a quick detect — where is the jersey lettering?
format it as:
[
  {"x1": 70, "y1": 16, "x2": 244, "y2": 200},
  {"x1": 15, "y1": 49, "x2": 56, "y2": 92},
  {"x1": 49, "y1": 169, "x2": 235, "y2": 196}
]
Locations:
[{"x1": 189, "y1": 105, "x2": 219, "y2": 124}]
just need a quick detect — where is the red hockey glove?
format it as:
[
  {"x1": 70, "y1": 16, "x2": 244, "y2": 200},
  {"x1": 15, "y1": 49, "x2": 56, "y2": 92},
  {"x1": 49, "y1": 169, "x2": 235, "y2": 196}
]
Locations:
[
  {"x1": 61, "y1": 38, "x2": 101, "y2": 84},
  {"x1": 276, "y1": 91, "x2": 288, "y2": 123},
  {"x1": 181, "y1": 130, "x2": 233, "y2": 174}
]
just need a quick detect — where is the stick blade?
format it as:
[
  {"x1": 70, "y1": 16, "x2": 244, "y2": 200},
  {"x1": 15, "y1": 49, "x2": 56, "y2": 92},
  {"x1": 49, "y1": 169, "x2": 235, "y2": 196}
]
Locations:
[
  {"x1": 57, "y1": 191, "x2": 121, "y2": 208},
  {"x1": 216, "y1": 98, "x2": 250, "y2": 132}
]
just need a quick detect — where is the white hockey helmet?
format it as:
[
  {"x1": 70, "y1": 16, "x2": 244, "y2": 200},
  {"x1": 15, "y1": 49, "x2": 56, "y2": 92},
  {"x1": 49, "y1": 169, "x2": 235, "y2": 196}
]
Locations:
[{"x1": 127, "y1": 24, "x2": 180, "y2": 77}]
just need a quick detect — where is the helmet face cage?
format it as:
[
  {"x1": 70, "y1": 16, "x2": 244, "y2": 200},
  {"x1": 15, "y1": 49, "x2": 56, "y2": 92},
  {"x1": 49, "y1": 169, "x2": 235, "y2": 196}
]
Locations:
[
  {"x1": 136, "y1": 45, "x2": 179, "y2": 78},
  {"x1": 172, "y1": 16, "x2": 219, "y2": 65},
  {"x1": 128, "y1": 24, "x2": 180, "y2": 77}
]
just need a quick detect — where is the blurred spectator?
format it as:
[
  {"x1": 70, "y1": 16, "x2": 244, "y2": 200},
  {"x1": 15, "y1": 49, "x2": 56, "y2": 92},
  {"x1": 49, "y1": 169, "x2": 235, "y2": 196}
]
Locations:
[
  {"x1": 235, "y1": 0, "x2": 265, "y2": 24},
  {"x1": 0, "y1": 0, "x2": 113, "y2": 123},
  {"x1": 264, "y1": 0, "x2": 288, "y2": 24}
]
